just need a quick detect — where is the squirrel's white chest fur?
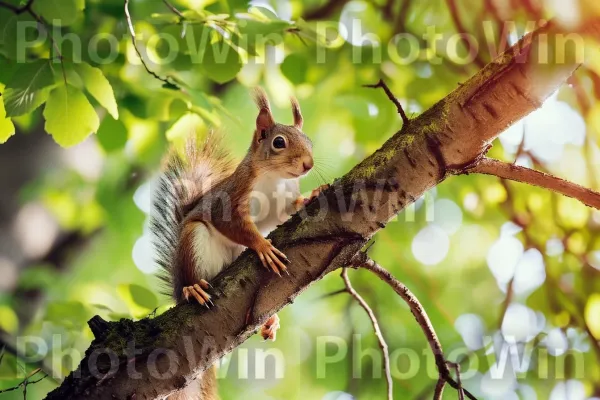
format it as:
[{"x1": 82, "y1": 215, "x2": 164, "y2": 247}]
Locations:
[
  {"x1": 250, "y1": 174, "x2": 300, "y2": 235},
  {"x1": 192, "y1": 175, "x2": 300, "y2": 280}
]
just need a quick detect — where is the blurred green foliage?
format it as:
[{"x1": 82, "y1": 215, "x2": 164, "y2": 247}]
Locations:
[{"x1": 1, "y1": 0, "x2": 600, "y2": 399}]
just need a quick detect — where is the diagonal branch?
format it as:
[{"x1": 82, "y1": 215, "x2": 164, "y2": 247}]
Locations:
[
  {"x1": 162, "y1": 0, "x2": 185, "y2": 19},
  {"x1": 341, "y1": 268, "x2": 393, "y2": 400},
  {"x1": 468, "y1": 157, "x2": 600, "y2": 209},
  {"x1": 45, "y1": 19, "x2": 599, "y2": 399},
  {"x1": 352, "y1": 254, "x2": 478, "y2": 400}
]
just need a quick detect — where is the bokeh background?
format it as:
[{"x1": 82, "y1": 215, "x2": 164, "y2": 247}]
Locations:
[{"x1": 1, "y1": 0, "x2": 600, "y2": 398}]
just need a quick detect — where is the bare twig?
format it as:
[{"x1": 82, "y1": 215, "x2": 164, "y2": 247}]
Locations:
[
  {"x1": 0, "y1": 332, "x2": 58, "y2": 384},
  {"x1": 364, "y1": 79, "x2": 409, "y2": 125},
  {"x1": 341, "y1": 268, "x2": 393, "y2": 400},
  {"x1": 448, "y1": 361, "x2": 464, "y2": 400},
  {"x1": 433, "y1": 376, "x2": 446, "y2": 400},
  {"x1": 124, "y1": 0, "x2": 179, "y2": 88},
  {"x1": 352, "y1": 254, "x2": 478, "y2": 400},
  {"x1": 313, "y1": 288, "x2": 348, "y2": 301},
  {"x1": 469, "y1": 157, "x2": 600, "y2": 210},
  {"x1": 0, "y1": 0, "x2": 66, "y2": 83},
  {"x1": 162, "y1": 0, "x2": 185, "y2": 19},
  {"x1": 0, "y1": 0, "x2": 33, "y2": 14},
  {"x1": 0, "y1": 368, "x2": 47, "y2": 395}
]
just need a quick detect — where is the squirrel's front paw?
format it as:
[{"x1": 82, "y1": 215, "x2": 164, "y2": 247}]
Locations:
[
  {"x1": 182, "y1": 279, "x2": 214, "y2": 308},
  {"x1": 294, "y1": 184, "x2": 331, "y2": 211},
  {"x1": 309, "y1": 184, "x2": 330, "y2": 200},
  {"x1": 260, "y1": 314, "x2": 280, "y2": 341},
  {"x1": 255, "y1": 239, "x2": 290, "y2": 276}
]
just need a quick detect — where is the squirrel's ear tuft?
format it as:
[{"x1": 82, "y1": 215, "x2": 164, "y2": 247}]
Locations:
[
  {"x1": 290, "y1": 96, "x2": 303, "y2": 129},
  {"x1": 253, "y1": 88, "x2": 275, "y2": 132},
  {"x1": 253, "y1": 87, "x2": 271, "y2": 111}
]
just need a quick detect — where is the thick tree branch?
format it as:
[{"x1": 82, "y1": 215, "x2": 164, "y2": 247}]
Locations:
[
  {"x1": 45, "y1": 19, "x2": 598, "y2": 399},
  {"x1": 469, "y1": 157, "x2": 600, "y2": 209},
  {"x1": 340, "y1": 268, "x2": 392, "y2": 400}
]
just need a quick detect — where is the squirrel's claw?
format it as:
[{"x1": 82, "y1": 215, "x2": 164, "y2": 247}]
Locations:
[
  {"x1": 183, "y1": 283, "x2": 213, "y2": 308},
  {"x1": 260, "y1": 314, "x2": 280, "y2": 341},
  {"x1": 256, "y1": 240, "x2": 289, "y2": 276}
]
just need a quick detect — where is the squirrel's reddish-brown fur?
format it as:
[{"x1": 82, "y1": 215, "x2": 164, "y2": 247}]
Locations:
[{"x1": 150, "y1": 88, "x2": 319, "y2": 399}]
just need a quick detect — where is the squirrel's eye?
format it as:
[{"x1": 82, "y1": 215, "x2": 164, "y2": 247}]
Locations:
[
  {"x1": 272, "y1": 136, "x2": 286, "y2": 150},
  {"x1": 260, "y1": 129, "x2": 267, "y2": 141}
]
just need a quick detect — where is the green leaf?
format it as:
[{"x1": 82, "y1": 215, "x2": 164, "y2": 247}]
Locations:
[
  {"x1": 97, "y1": 114, "x2": 127, "y2": 152},
  {"x1": 73, "y1": 62, "x2": 119, "y2": 119},
  {"x1": 32, "y1": 0, "x2": 79, "y2": 26},
  {"x1": 0, "y1": 98, "x2": 15, "y2": 143},
  {"x1": 46, "y1": 301, "x2": 88, "y2": 328},
  {"x1": 200, "y1": 41, "x2": 242, "y2": 84},
  {"x1": 43, "y1": 84, "x2": 100, "y2": 147},
  {"x1": 281, "y1": 53, "x2": 308, "y2": 85},
  {"x1": 3, "y1": 59, "x2": 55, "y2": 117},
  {"x1": 119, "y1": 284, "x2": 158, "y2": 310},
  {"x1": 237, "y1": 18, "x2": 290, "y2": 46}
]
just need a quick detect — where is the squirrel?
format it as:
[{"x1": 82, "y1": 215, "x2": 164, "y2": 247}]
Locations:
[{"x1": 150, "y1": 88, "x2": 327, "y2": 399}]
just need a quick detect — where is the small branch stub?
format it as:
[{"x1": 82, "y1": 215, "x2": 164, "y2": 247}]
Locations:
[{"x1": 364, "y1": 79, "x2": 410, "y2": 125}]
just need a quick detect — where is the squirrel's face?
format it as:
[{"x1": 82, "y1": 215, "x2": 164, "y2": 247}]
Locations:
[
  {"x1": 251, "y1": 89, "x2": 313, "y2": 180},
  {"x1": 254, "y1": 123, "x2": 313, "y2": 179}
]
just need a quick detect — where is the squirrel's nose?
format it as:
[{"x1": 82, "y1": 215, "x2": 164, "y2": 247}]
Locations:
[{"x1": 302, "y1": 159, "x2": 314, "y2": 173}]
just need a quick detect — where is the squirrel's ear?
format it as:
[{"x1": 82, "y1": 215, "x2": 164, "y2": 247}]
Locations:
[
  {"x1": 253, "y1": 87, "x2": 275, "y2": 133},
  {"x1": 290, "y1": 96, "x2": 303, "y2": 129},
  {"x1": 256, "y1": 108, "x2": 275, "y2": 132}
]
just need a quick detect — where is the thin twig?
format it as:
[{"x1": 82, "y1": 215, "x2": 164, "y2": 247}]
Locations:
[
  {"x1": 448, "y1": 361, "x2": 464, "y2": 400},
  {"x1": 364, "y1": 79, "x2": 409, "y2": 125},
  {"x1": 469, "y1": 157, "x2": 600, "y2": 210},
  {"x1": 124, "y1": 0, "x2": 178, "y2": 88},
  {"x1": 0, "y1": 0, "x2": 66, "y2": 84},
  {"x1": 0, "y1": 0, "x2": 33, "y2": 14},
  {"x1": 0, "y1": 368, "x2": 47, "y2": 395},
  {"x1": 313, "y1": 288, "x2": 348, "y2": 301},
  {"x1": 341, "y1": 268, "x2": 393, "y2": 400},
  {"x1": 353, "y1": 254, "x2": 478, "y2": 400},
  {"x1": 0, "y1": 332, "x2": 58, "y2": 384},
  {"x1": 162, "y1": 0, "x2": 185, "y2": 19},
  {"x1": 433, "y1": 376, "x2": 446, "y2": 400}
]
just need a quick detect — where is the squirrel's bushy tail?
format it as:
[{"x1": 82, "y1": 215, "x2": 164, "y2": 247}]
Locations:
[{"x1": 150, "y1": 133, "x2": 235, "y2": 302}]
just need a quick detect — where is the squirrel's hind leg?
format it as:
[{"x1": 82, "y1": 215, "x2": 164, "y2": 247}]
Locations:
[
  {"x1": 182, "y1": 279, "x2": 214, "y2": 307},
  {"x1": 260, "y1": 314, "x2": 280, "y2": 341}
]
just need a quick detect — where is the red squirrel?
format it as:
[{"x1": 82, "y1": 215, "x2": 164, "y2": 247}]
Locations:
[{"x1": 150, "y1": 88, "x2": 327, "y2": 399}]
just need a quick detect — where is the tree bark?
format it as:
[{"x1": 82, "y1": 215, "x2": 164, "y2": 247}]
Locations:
[{"x1": 45, "y1": 20, "x2": 595, "y2": 399}]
